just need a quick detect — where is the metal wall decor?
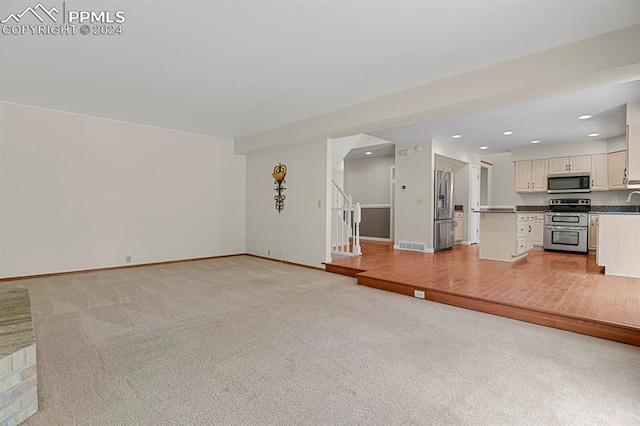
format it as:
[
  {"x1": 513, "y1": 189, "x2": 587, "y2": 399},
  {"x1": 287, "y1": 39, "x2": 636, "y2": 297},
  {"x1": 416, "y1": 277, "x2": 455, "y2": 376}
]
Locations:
[{"x1": 272, "y1": 163, "x2": 287, "y2": 212}]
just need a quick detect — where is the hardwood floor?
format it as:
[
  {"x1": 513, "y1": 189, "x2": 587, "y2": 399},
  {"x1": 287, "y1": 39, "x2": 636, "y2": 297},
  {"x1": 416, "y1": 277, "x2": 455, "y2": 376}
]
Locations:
[{"x1": 325, "y1": 242, "x2": 640, "y2": 346}]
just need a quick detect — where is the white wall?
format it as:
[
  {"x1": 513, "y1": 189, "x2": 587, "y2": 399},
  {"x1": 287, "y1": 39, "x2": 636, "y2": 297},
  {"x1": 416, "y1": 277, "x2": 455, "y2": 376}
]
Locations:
[
  {"x1": 245, "y1": 137, "x2": 329, "y2": 267},
  {"x1": 608, "y1": 135, "x2": 627, "y2": 152},
  {"x1": 453, "y1": 165, "x2": 469, "y2": 209},
  {"x1": 344, "y1": 155, "x2": 394, "y2": 205},
  {"x1": 0, "y1": 102, "x2": 246, "y2": 278},
  {"x1": 394, "y1": 141, "x2": 433, "y2": 249},
  {"x1": 480, "y1": 167, "x2": 489, "y2": 205},
  {"x1": 481, "y1": 153, "x2": 515, "y2": 206},
  {"x1": 628, "y1": 101, "x2": 640, "y2": 124},
  {"x1": 331, "y1": 134, "x2": 361, "y2": 170}
]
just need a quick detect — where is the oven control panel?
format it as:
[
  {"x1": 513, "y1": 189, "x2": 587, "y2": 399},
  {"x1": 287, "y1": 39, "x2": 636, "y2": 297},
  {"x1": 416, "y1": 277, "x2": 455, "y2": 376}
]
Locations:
[{"x1": 549, "y1": 199, "x2": 591, "y2": 207}]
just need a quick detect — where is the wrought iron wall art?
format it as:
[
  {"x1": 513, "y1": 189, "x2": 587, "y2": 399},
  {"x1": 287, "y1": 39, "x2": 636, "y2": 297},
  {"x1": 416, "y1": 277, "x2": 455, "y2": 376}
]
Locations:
[{"x1": 272, "y1": 163, "x2": 287, "y2": 212}]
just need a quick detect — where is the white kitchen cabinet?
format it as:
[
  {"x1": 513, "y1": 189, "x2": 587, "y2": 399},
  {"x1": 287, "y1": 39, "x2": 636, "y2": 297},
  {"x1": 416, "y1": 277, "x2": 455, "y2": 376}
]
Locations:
[
  {"x1": 515, "y1": 161, "x2": 531, "y2": 192},
  {"x1": 532, "y1": 213, "x2": 544, "y2": 247},
  {"x1": 548, "y1": 155, "x2": 591, "y2": 174},
  {"x1": 454, "y1": 211, "x2": 464, "y2": 243},
  {"x1": 627, "y1": 124, "x2": 640, "y2": 188},
  {"x1": 597, "y1": 214, "x2": 640, "y2": 278},
  {"x1": 518, "y1": 213, "x2": 535, "y2": 252},
  {"x1": 478, "y1": 212, "x2": 532, "y2": 262},
  {"x1": 524, "y1": 220, "x2": 534, "y2": 252},
  {"x1": 514, "y1": 160, "x2": 547, "y2": 193},
  {"x1": 590, "y1": 154, "x2": 608, "y2": 191},
  {"x1": 435, "y1": 161, "x2": 453, "y2": 173},
  {"x1": 608, "y1": 150, "x2": 627, "y2": 190},
  {"x1": 588, "y1": 214, "x2": 599, "y2": 252}
]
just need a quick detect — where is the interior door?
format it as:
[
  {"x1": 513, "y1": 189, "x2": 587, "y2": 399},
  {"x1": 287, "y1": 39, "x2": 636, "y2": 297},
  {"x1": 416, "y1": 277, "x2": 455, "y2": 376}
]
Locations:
[
  {"x1": 390, "y1": 166, "x2": 395, "y2": 243},
  {"x1": 469, "y1": 166, "x2": 480, "y2": 244}
]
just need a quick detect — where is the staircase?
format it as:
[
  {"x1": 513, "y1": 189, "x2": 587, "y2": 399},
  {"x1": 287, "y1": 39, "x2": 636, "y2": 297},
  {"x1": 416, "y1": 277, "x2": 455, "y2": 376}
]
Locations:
[{"x1": 331, "y1": 180, "x2": 361, "y2": 257}]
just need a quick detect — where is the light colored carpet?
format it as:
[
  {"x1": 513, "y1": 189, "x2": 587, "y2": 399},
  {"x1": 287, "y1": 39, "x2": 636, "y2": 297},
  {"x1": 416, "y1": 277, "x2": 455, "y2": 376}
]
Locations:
[{"x1": 3, "y1": 256, "x2": 639, "y2": 425}]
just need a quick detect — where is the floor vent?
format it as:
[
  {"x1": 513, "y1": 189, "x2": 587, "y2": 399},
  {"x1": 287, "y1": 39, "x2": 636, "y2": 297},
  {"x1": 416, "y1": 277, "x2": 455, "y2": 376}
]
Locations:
[{"x1": 397, "y1": 241, "x2": 427, "y2": 252}]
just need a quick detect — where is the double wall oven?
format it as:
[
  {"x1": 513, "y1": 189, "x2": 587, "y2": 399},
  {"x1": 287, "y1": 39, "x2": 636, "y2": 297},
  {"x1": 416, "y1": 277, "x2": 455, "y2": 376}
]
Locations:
[{"x1": 543, "y1": 199, "x2": 590, "y2": 254}]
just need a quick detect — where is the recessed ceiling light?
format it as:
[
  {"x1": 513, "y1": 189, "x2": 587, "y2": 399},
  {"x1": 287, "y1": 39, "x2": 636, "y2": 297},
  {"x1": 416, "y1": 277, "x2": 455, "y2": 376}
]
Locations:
[
  {"x1": 452, "y1": 134, "x2": 462, "y2": 139},
  {"x1": 588, "y1": 133, "x2": 600, "y2": 137},
  {"x1": 530, "y1": 140, "x2": 540, "y2": 144},
  {"x1": 579, "y1": 115, "x2": 592, "y2": 120},
  {"x1": 479, "y1": 146, "x2": 488, "y2": 150},
  {"x1": 503, "y1": 131, "x2": 514, "y2": 136},
  {"x1": 365, "y1": 151, "x2": 372, "y2": 155}
]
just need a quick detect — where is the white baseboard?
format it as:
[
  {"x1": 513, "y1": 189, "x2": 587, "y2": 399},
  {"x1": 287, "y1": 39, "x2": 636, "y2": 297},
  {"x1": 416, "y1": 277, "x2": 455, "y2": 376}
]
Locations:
[
  {"x1": 322, "y1": 257, "x2": 332, "y2": 263},
  {"x1": 360, "y1": 237, "x2": 392, "y2": 242}
]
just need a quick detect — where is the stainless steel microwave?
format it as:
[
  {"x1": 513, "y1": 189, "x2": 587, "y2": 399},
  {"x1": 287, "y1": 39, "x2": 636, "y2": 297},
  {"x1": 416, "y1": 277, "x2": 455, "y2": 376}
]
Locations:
[{"x1": 547, "y1": 173, "x2": 591, "y2": 193}]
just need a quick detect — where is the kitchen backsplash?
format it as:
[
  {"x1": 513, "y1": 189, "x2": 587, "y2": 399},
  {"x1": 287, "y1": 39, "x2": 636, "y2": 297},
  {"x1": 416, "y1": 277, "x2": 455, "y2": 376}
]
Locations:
[
  {"x1": 517, "y1": 190, "x2": 640, "y2": 207},
  {"x1": 517, "y1": 204, "x2": 640, "y2": 213}
]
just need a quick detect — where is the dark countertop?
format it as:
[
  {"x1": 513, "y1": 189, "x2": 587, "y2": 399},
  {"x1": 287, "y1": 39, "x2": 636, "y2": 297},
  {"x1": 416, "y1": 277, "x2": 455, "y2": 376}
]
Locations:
[
  {"x1": 0, "y1": 288, "x2": 35, "y2": 358},
  {"x1": 592, "y1": 211, "x2": 640, "y2": 215},
  {"x1": 475, "y1": 207, "x2": 517, "y2": 213},
  {"x1": 516, "y1": 205, "x2": 546, "y2": 212},
  {"x1": 517, "y1": 205, "x2": 640, "y2": 214},
  {"x1": 590, "y1": 205, "x2": 640, "y2": 213}
]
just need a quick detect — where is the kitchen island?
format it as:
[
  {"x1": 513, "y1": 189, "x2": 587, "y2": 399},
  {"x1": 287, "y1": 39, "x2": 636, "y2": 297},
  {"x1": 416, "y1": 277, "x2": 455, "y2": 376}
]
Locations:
[
  {"x1": 597, "y1": 213, "x2": 640, "y2": 278},
  {"x1": 477, "y1": 208, "x2": 533, "y2": 262}
]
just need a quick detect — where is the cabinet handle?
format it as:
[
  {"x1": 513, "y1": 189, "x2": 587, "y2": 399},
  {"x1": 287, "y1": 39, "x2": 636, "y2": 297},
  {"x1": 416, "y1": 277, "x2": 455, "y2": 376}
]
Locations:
[
  {"x1": 592, "y1": 179, "x2": 594, "y2": 186},
  {"x1": 623, "y1": 168, "x2": 627, "y2": 185}
]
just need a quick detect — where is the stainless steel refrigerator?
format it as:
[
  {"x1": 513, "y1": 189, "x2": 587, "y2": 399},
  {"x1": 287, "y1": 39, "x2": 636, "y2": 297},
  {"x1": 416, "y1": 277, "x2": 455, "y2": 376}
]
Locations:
[{"x1": 434, "y1": 170, "x2": 454, "y2": 251}]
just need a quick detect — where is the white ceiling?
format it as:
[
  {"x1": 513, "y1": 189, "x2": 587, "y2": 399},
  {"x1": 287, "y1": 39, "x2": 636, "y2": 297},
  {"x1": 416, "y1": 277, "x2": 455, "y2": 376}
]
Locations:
[
  {"x1": 369, "y1": 80, "x2": 640, "y2": 154},
  {"x1": 344, "y1": 143, "x2": 395, "y2": 161},
  {"x1": 1, "y1": 1, "x2": 639, "y2": 138}
]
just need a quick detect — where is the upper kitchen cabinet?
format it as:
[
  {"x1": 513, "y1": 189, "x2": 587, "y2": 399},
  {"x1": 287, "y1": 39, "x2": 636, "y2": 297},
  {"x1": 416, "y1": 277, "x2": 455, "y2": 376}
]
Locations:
[
  {"x1": 515, "y1": 160, "x2": 547, "y2": 193},
  {"x1": 548, "y1": 155, "x2": 591, "y2": 174},
  {"x1": 608, "y1": 150, "x2": 627, "y2": 189},
  {"x1": 435, "y1": 161, "x2": 453, "y2": 173},
  {"x1": 590, "y1": 154, "x2": 608, "y2": 191},
  {"x1": 627, "y1": 124, "x2": 640, "y2": 189}
]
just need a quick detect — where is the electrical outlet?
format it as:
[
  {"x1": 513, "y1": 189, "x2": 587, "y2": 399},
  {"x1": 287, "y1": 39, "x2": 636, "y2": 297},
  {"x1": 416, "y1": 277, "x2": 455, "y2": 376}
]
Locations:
[
  {"x1": 414, "y1": 290, "x2": 425, "y2": 299},
  {"x1": 416, "y1": 198, "x2": 423, "y2": 205},
  {"x1": 125, "y1": 256, "x2": 131, "y2": 263},
  {"x1": 612, "y1": 197, "x2": 618, "y2": 203},
  {"x1": 317, "y1": 200, "x2": 322, "y2": 208}
]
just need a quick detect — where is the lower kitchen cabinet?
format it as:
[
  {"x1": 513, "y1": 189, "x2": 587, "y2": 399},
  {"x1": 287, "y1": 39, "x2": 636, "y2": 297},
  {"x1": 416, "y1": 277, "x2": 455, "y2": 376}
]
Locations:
[
  {"x1": 478, "y1": 212, "x2": 533, "y2": 262},
  {"x1": 454, "y1": 211, "x2": 464, "y2": 243},
  {"x1": 518, "y1": 213, "x2": 535, "y2": 252},
  {"x1": 532, "y1": 213, "x2": 544, "y2": 247}
]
